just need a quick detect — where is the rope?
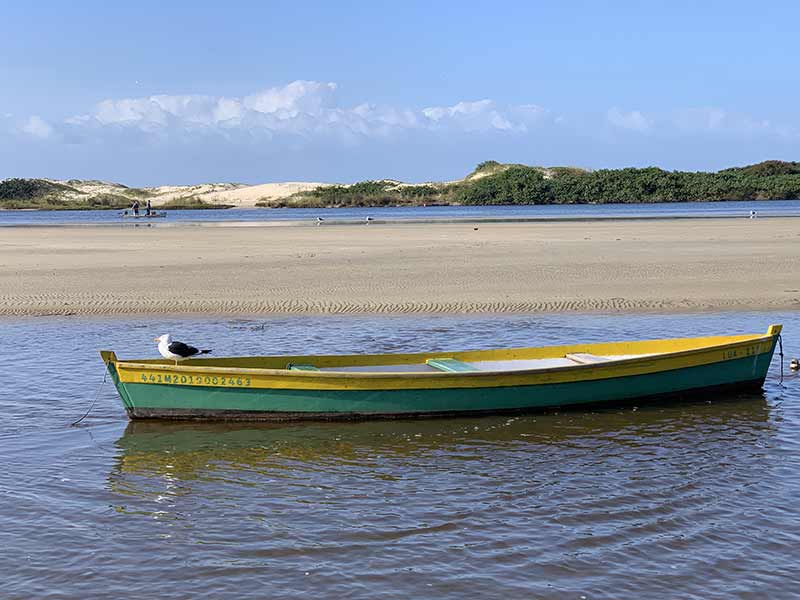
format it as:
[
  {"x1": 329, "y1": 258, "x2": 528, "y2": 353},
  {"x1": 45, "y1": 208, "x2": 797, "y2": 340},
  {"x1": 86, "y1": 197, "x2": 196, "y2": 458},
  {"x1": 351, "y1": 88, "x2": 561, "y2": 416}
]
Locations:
[
  {"x1": 777, "y1": 334, "x2": 784, "y2": 386},
  {"x1": 71, "y1": 371, "x2": 107, "y2": 426}
]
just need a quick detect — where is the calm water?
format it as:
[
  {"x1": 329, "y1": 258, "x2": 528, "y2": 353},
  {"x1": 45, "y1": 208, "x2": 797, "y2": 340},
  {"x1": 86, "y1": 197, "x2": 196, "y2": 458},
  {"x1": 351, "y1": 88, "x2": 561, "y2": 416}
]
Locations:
[
  {"x1": 1, "y1": 312, "x2": 799, "y2": 599},
  {"x1": 2, "y1": 199, "x2": 800, "y2": 226}
]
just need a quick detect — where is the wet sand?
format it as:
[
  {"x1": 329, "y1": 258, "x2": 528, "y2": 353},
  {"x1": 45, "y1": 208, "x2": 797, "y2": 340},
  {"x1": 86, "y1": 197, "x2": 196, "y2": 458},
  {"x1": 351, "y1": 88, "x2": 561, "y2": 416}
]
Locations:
[{"x1": 1, "y1": 219, "x2": 798, "y2": 316}]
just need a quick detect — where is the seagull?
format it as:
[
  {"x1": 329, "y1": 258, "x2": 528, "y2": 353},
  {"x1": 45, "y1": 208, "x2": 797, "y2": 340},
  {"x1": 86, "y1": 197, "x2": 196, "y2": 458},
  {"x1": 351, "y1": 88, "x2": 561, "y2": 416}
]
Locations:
[
  {"x1": 365, "y1": 216, "x2": 373, "y2": 224},
  {"x1": 316, "y1": 217, "x2": 324, "y2": 226},
  {"x1": 154, "y1": 334, "x2": 211, "y2": 365}
]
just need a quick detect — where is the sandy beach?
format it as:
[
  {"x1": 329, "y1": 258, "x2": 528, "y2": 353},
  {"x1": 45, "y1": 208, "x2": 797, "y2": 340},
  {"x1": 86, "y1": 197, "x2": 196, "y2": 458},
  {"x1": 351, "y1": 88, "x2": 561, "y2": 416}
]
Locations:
[{"x1": 1, "y1": 218, "x2": 798, "y2": 316}]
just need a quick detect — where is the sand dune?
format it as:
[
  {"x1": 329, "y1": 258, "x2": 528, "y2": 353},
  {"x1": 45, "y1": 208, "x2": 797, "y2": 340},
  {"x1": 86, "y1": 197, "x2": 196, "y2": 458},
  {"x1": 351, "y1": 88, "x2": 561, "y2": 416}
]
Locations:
[
  {"x1": 1, "y1": 219, "x2": 798, "y2": 316},
  {"x1": 141, "y1": 181, "x2": 331, "y2": 207},
  {"x1": 200, "y1": 182, "x2": 331, "y2": 207},
  {"x1": 47, "y1": 179, "x2": 332, "y2": 208}
]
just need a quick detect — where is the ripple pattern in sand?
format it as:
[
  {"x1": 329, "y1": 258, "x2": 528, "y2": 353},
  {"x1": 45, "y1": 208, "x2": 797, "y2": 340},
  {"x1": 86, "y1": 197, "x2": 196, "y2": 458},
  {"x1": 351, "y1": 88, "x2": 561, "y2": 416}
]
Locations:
[{"x1": 1, "y1": 292, "x2": 798, "y2": 316}]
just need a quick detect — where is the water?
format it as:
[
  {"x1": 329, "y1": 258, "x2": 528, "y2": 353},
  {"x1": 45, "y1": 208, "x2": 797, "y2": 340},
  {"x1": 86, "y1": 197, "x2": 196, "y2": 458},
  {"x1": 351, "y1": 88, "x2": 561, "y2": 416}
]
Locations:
[
  {"x1": 2, "y1": 199, "x2": 800, "y2": 226},
  {"x1": 1, "y1": 312, "x2": 798, "y2": 598}
]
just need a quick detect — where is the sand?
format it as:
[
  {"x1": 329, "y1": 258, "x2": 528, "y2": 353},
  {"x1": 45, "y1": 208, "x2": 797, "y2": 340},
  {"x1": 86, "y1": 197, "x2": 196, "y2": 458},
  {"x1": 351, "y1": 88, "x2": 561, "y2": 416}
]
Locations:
[
  {"x1": 147, "y1": 181, "x2": 331, "y2": 208},
  {"x1": 46, "y1": 179, "x2": 332, "y2": 209},
  {"x1": 1, "y1": 218, "x2": 798, "y2": 316}
]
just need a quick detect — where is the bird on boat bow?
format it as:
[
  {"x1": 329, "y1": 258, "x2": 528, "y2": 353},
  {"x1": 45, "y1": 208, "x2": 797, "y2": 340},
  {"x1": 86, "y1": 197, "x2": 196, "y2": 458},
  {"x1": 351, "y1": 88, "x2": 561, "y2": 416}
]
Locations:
[{"x1": 154, "y1": 334, "x2": 212, "y2": 365}]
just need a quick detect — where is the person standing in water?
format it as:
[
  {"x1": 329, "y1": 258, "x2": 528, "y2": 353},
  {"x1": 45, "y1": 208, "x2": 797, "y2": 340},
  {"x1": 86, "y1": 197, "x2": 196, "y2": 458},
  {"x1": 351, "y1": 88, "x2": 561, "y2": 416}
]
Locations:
[
  {"x1": 132, "y1": 200, "x2": 140, "y2": 216},
  {"x1": 146, "y1": 199, "x2": 152, "y2": 216}
]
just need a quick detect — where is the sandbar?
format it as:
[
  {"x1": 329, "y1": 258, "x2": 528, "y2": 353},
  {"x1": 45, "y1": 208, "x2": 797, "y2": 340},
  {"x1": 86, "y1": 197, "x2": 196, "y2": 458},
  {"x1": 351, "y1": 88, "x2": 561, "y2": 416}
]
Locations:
[{"x1": 1, "y1": 219, "x2": 798, "y2": 316}]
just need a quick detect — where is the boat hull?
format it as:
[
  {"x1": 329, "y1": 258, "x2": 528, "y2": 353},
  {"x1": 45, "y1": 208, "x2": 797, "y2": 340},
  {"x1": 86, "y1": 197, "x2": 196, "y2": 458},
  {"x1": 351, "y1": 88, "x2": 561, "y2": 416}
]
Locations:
[{"x1": 104, "y1": 348, "x2": 777, "y2": 421}]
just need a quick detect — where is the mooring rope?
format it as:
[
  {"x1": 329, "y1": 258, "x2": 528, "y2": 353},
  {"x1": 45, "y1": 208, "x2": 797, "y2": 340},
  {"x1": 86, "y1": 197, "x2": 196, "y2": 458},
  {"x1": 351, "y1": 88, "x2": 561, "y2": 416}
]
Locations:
[
  {"x1": 71, "y1": 371, "x2": 107, "y2": 426},
  {"x1": 777, "y1": 334, "x2": 785, "y2": 386}
]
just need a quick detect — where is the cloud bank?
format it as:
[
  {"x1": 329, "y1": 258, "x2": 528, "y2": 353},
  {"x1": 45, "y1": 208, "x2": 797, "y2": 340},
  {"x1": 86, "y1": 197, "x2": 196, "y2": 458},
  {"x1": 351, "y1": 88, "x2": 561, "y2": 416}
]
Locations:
[
  {"x1": 4, "y1": 79, "x2": 791, "y2": 143},
  {"x1": 1, "y1": 80, "x2": 798, "y2": 184},
  {"x1": 17, "y1": 80, "x2": 550, "y2": 142}
]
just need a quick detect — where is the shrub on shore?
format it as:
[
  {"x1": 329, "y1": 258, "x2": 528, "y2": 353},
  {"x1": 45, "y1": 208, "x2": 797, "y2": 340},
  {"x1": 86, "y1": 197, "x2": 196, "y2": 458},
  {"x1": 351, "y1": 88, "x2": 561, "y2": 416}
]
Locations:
[
  {"x1": 285, "y1": 160, "x2": 800, "y2": 207},
  {"x1": 454, "y1": 164, "x2": 800, "y2": 204},
  {"x1": 158, "y1": 197, "x2": 234, "y2": 210},
  {"x1": 3, "y1": 160, "x2": 800, "y2": 210}
]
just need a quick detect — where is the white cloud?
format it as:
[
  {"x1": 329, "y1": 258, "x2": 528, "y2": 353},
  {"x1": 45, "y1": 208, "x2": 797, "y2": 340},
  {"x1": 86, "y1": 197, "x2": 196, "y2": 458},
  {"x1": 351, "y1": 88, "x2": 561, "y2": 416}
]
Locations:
[
  {"x1": 420, "y1": 100, "x2": 550, "y2": 133},
  {"x1": 243, "y1": 80, "x2": 336, "y2": 115},
  {"x1": 606, "y1": 106, "x2": 786, "y2": 138},
  {"x1": 607, "y1": 107, "x2": 652, "y2": 132},
  {"x1": 671, "y1": 107, "x2": 772, "y2": 134},
  {"x1": 21, "y1": 115, "x2": 53, "y2": 139},
  {"x1": 0, "y1": 113, "x2": 12, "y2": 136},
  {"x1": 7, "y1": 81, "x2": 795, "y2": 153},
  {"x1": 422, "y1": 100, "x2": 515, "y2": 132},
  {"x1": 56, "y1": 81, "x2": 553, "y2": 141}
]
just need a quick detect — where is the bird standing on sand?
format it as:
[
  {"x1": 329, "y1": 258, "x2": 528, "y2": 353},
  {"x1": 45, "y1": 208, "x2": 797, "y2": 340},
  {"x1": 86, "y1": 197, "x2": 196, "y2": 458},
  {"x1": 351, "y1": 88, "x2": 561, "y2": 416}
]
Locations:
[
  {"x1": 316, "y1": 217, "x2": 324, "y2": 226},
  {"x1": 365, "y1": 216, "x2": 373, "y2": 224},
  {"x1": 155, "y1": 334, "x2": 211, "y2": 365}
]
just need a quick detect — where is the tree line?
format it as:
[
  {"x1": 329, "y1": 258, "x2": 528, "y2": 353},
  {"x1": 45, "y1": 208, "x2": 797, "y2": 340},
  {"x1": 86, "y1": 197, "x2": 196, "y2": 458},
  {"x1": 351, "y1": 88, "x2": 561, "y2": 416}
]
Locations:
[
  {"x1": 4, "y1": 161, "x2": 800, "y2": 209},
  {"x1": 278, "y1": 160, "x2": 800, "y2": 207}
]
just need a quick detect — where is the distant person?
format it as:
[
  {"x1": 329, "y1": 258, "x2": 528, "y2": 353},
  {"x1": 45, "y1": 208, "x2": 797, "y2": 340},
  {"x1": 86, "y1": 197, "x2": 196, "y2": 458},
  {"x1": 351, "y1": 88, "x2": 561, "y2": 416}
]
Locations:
[
  {"x1": 146, "y1": 199, "x2": 152, "y2": 216},
  {"x1": 132, "y1": 200, "x2": 140, "y2": 217}
]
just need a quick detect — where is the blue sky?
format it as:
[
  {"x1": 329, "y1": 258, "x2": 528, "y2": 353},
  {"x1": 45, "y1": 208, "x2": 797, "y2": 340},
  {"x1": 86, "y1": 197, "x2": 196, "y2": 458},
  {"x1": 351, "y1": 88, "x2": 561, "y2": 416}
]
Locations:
[{"x1": 1, "y1": 1, "x2": 798, "y2": 185}]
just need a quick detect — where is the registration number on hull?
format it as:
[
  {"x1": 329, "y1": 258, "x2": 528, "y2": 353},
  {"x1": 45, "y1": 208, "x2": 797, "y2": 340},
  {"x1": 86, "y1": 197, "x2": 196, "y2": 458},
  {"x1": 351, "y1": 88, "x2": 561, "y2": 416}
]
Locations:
[
  {"x1": 138, "y1": 373, "x2": 252, "y2": 387},
  {"x1": 721, "y1": 343, "x2": 767, "y2": 361}
]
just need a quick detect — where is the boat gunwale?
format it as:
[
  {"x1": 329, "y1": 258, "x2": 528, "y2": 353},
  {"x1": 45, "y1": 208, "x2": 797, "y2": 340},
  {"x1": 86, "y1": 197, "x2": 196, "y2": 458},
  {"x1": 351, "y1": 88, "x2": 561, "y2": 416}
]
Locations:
[{"x1": 102, "y1": 330, "x2": 779, "y2": 381}]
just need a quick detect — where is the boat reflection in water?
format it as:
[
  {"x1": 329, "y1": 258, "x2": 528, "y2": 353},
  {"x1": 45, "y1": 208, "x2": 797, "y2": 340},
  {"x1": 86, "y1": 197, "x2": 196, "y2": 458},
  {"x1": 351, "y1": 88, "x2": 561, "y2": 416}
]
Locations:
[
  {"x1": 105, "y1": 388, "x2": 781, "y2": 600},
  {"x1": 110, "y1": 391, "x2": 773, "y2": 486}
]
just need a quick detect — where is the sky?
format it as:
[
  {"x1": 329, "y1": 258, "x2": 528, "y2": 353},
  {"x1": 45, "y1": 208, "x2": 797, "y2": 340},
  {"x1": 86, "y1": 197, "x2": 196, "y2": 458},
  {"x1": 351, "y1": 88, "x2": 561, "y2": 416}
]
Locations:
[{"x1": 1, "y1": 0, "x2": 799, "y2": 185}]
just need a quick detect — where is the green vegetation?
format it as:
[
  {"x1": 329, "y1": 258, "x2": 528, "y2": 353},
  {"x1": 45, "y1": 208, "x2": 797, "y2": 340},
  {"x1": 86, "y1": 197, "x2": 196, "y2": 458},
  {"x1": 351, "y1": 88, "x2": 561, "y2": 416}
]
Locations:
[
  {"x1": 3, "y1": 160, "x2": 800, "y2": 210},
  {"x1": 720, "y1": 160, "x2": 800, "y2": 177},
  {"x1": 274, "y1": 160, "x2": 800, "y2": 208},
  {"x1": 256, "y1": 180, "x2": 454, "y2": 208},
  {"x1": 0, "y1": 195, "x2": 133, "y2": 210},
  {"x1": 0, "y1": 178, "x2": 76, "y2": 201},
  {"x1": 454, "y1": 164, "x2": 800, "y2": 204},
  {"x1": 0, "y1": 177, "x2": 229, "y2": 210},
  {"x1": 0, "y1": 199, "x2": 129, "y2": 210},
  {"x1": 159, "y1": 197, "x2": 234, "y2": 210},
  {"x1": 466, "y1": 160, "x2": 517, "y2": 179},
  {"x1": 0, "y1": 178, "x2": 135, "y2": 209}
]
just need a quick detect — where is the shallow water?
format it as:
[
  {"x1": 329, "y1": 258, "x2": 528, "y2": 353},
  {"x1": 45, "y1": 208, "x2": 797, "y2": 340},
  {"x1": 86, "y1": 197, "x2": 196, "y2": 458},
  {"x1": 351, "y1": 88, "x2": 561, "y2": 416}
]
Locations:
[
  {"x1": 1, "y1": 199, "x2": 800, "y2": 226},
  {"x1": 1, "y1": 312, "x2": 798, "y2": 598}
]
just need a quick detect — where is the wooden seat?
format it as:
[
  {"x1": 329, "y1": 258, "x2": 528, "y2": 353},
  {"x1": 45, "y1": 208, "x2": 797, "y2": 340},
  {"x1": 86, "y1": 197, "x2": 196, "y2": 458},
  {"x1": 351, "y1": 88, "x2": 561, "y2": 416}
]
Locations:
[
  {"x1": 287, "y1": 363, "x2": 319, "y2": 371},
  {"x1": 426, "y1": 358, "x2": 478, "y2": 372},
  {"x1": 564, "y1": 353, "x2": 611, "y2": 365}
]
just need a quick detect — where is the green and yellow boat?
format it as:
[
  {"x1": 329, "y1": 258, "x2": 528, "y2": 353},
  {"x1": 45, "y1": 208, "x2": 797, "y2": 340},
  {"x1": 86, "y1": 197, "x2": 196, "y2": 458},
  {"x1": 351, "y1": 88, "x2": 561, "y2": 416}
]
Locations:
[{"x1": 101, "y1": 325, "x2": 782, "y2": 421}]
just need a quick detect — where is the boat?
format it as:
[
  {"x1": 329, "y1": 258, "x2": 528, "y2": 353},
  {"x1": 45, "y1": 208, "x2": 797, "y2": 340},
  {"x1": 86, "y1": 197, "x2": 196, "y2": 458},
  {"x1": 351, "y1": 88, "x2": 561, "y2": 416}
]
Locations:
[
  {"x1": 120, "y1": 211, "x2": 167, "y2": 219},
  {"x1": 100, "y1": 324, "x2": 782, "y2": 421}
]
